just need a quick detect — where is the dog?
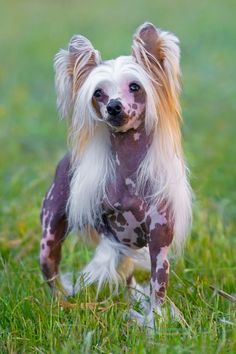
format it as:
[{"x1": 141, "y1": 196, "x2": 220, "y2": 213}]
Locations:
[{"x1": 40, "y1": 22, "x2": 192, "y2": 327}]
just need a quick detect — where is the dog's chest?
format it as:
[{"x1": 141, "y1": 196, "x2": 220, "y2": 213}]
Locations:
[{"x1": 100, "y1": 176, "x2": 167, "y2": 248}]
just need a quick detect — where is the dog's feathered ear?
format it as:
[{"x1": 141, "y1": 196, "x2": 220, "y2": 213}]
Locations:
[
  {"x1": 54, "y1": 35, "x2": 101, "y2": 118},
  {"x1": 132, "y1": 22, "x2": 181, "y2": 116}
]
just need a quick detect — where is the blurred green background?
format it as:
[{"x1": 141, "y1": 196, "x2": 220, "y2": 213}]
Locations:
[{"x1": 0, "y1": 0, "x2": 236, "y2": 353}]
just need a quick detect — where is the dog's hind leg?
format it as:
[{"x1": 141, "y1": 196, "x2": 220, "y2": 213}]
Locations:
[{"x1": 40, "y1": 153, "x2": 71, "y2": 295}]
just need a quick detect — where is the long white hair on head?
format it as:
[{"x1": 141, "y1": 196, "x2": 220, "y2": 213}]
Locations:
[
  {"x1": 132, "y1": 23, "x2": 192, "y2": 254},
  {"x1": 67, "y1": 56, "x2": 157, "y2": 233}
]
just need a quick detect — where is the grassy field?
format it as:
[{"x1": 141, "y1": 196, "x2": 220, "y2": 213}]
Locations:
[{"x1": 0, "y1": 0, "x2": 236, "y2": 352}]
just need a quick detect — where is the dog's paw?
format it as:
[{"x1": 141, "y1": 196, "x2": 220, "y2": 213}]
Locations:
[
  {"x1": 59, "y1": 272, "x2": 76, "y2": 296},
  {"x1": 128, "y1": 282, "x2": 150, "y2": 312},
  {"x1": 125, "y1": 303, "x2": 163, "y2": 332},
  {"x1": 129, "y1": 308, "x2": 155, "y2": 329}
]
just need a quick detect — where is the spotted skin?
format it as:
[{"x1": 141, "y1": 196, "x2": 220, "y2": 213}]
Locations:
[
  {"x1": 97, "y1": 122, "x2": 150, "y2": 245},
  {"x1": 149, "y1": 221, "x2": 173, "y2": 311},
  {"x1": 40, "y1": 127, "x2": 173, "y2": 314}
]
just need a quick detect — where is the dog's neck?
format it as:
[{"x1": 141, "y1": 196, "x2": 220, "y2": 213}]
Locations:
[{"x1": 109, "y1": 122, "x2": 152, "y2": 177}]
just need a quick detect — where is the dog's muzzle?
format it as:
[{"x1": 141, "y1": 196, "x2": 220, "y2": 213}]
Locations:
[
  {"x1": 106, "y1": 99, "x2": 124, "y2": 127},
  {"x1": 107, "y1": 99, "x2": 122, "y2": 116}
]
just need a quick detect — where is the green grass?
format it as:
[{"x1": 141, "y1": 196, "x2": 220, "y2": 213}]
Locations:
[{"x1": 0, "y1": 0, "x2": 236, "y2": 352}]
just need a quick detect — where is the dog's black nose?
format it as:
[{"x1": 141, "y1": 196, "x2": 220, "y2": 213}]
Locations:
[{"x1": 107, "y1": 100, "x2": 122, "y2": 116}]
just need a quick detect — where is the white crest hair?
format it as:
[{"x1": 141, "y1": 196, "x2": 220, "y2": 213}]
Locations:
[{"x1": 56, "y1": 25, "x2": 192, "y2": 254}]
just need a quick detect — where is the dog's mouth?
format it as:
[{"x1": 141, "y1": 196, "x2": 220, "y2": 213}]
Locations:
[
  {"x1": 107, "y1": 113, "x2": 126, "y2": 127},
  {"x1": 107, "y1": 113, "x2": 128, "y2": 128},
  {"x1": 106, "y1": 113, "x2": 143, "y2": 133}
]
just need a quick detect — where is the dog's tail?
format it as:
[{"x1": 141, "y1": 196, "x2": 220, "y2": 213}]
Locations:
[{"x1": 60, "y1": 236, "x2": 150, "y2": 296}]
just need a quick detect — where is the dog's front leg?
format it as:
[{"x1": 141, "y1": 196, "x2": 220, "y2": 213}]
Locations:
[
  {"x1": 40, "y1": 211, "x2": 68, "y2": 295},
  {"x1": 40, "y1": 154, "x2": 71, "y2": 296},
  {"x1": 148, "y1": 222, "x2": 173, "y2": 326}
]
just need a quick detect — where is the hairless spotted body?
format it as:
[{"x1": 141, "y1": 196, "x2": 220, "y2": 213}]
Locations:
[{"x1": 40, "y1": 23, "x2": 192, "y2": 327}]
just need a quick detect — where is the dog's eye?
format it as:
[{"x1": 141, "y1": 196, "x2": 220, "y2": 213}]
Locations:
[
  {"x1": 94, "y1": 89, "x2": 103, "y2": 98},
  {"x1": 129, "y1": 82, "x2": 140, "y2": 92}
]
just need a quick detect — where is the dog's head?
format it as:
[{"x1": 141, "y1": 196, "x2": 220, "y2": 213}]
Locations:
[
  {"x1": 90, "y1": 55, "x2": 147, "y2": 132},
  {"x1": 54, "y1": 22, "x2": 181, "y2": 145}
]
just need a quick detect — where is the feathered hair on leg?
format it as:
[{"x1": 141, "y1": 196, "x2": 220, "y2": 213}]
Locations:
[{"x1": 132, "y1": 23, "x2": 192, "y2": 253}]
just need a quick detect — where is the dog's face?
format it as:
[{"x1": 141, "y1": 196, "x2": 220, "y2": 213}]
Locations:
[
  {"x1": 55, "y1": 22, "x2": 181, "y2": 138},
  {"x1": 91, "y1": 57, "x2": 146, "y2": 132}
]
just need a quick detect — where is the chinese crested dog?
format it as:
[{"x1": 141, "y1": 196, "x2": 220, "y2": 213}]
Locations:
[{"x1": 40, "y1": 22, "x2": 192, "y2": 327}]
